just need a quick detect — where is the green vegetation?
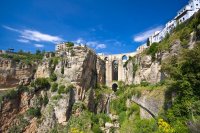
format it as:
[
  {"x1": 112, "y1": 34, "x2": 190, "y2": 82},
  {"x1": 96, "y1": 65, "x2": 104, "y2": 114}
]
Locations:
[
  {"x1": 61, "y1": 66, "x2": 64, "y2": 74},
  {"x1": 146, "y1": 42, "x2": 159, "y2": 61},
  {"x1": 8, "y1": 115, "x2": 29, "y2": 133},
  {"x1": 50, "y1": 73, "x2": 57, "y2": 81},
  {"x1": 51, "y1": 83, "x2": 58, "y2": 92},
  {"x1": 65, "y1": 42, "x2": 74, "y2": 47},
  {"x1": 58, "y1": 85, "x2": 65, "y2": 94},
  {"x1": 52, "y1": 94, "x2": 62, "y2": 100},
  {"x1": 161, "y1": 44, "x2": 200, "y2": 131},
  {"x1": 49, "y1": 57, "x2": 59, "y2": 74},
  {"x1": 67, "y1": 110, "x2": 110, "y2": 133},
  {"x1": 66, "y1": 84, "x2": 74, "y2": 93},
  {"x1": 57, "y1": 84, "x2": 74, "y2": 94},
  {"x1": 34, "y1": 78, "x2": 50, "y2": 91},
  {"x1": 39, "y1": 94, "x2": 49, "y2": 106},
  {"x1": 27, "y1": 107, "x2": 41, "y2": 118},
  {"x1": 0, "y1": 49, "x2": 44, "y2": 64}
]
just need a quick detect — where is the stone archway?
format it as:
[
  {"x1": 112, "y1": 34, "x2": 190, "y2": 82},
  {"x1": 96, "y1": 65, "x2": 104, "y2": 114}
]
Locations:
[
  {"x1": 122, "y1": 55, "x2": 128, "y2": 61},
  {"x1": 112, "y1": 60, "x2": 118, "y2": 81},
  {"x1": 112, "y1": 83, "x2": 118, "y2": 92}
]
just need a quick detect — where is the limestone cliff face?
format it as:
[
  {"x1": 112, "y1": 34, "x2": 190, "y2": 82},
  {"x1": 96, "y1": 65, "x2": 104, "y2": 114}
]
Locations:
[
  {"x1": 126, "y1": 40, "x2": 182, "y2": 84},
  {"x1": 53, "y1": 46, "x2": 106, "y2": 99},
  {"x1": 0, "y1": 57, "x2": 36, "y2": 88}
]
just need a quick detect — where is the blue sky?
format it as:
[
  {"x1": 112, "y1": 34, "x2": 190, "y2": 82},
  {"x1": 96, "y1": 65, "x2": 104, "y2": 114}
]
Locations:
[{"x1": 0, "y1": 0, "x2": 188, "y2": 54}]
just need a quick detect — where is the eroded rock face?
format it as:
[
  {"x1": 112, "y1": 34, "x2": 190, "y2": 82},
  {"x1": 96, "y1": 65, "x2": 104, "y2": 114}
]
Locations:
[
  {"x1": 53, "y1": 46, "x2": 105, "y2": 99},
  {"x1": 126, "y1": 40, "x2": 182, "y2": 84},
  {"x1": 0, "y1": 58, "x2": 36, "y2": 88}
]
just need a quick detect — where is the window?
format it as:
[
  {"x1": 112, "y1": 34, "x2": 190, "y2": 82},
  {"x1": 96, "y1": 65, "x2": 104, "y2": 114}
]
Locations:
[{"x1": 197, "y1": 4, "x2": 199, "y2": 6}]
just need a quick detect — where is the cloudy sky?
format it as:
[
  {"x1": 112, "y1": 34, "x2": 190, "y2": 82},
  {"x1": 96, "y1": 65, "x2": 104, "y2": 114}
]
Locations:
[{"x1": 0, "y1": 0, "x2": 188, "y2": 54}]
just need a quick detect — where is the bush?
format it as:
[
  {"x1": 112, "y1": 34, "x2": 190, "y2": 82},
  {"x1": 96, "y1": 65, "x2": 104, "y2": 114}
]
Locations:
[
  {"x1": 27, "y1": 107, "x2": 41, "y2": 118},
  {"x1": 61, "y1": 66, "x2": 64, "y2": 74},
  {"x1": 65, "y1": 42, "x2": 74, "y2": 47},
  {"x1": 34, "y1": 78, "x2": 50, "y2": 91},
  {"x1": 133, "y1": 119, "x2": 158, "y2": 133},
  {"x1": 140, "y1": 80, "x2": 150, "y2": 87},
  {"x1": 52, "y1": 95, "x2": 62, "y2": 100},
  {"x1": 5, "y1": 89, "x2": 19, "y2": 99},
  {"x1": 51, "y1": 83, "x2": 58, "y2": 92},
  {"x1": 17, "y1": 85, "x2": 29, "y2": 92},
  {"x1": 43, "y1": 94, "x2": 49, "y2": 106},
  {"x1": 92, "y1": 124, "x2": 102, "y2": 133},
  {"x1": 146, "y1": 42, "x2": 159, "y2": 61},
  {"x1": 58, "y1": 85, "x2": 65, "y2": 94},
  {"x1": 50, "y1": 73, "x2": 57, "y2": 81},
  {"x1": 66, "y1": 84, "x2": 74, "y2": 93}
]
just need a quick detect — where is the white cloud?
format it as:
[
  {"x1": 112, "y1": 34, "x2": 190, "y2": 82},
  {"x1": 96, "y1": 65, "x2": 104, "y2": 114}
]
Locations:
[
  {"x1": 17, "y1": 39, "x2": 30, "y2": 43},
  {"x1": 74, "y1": 38, "x2": 86, "y2": 45},
  {"x1": 3, "y1": 25, "x2": 63, "y2": 44},
  {"x1": 74, "y1": 38, "x2": 107, "y2": 49},
  {"x1": 20, "y1": 30, "x2": 63, "y2": 43},
  {"x1": 133, "y1": 26, "x2": 163, "y2": 42},
  {"x1": 96, "y1": 44, "x2": 106, "y2": 49},
  {"x1": 2, "y1": 25, "x2": 20, "y2": 32},
  {"x1": 34, "y1": 44, "x2": 44, "y2": 48},
  {"x1": 87, "y1": 41, "x2": 106, "y2": 49}
]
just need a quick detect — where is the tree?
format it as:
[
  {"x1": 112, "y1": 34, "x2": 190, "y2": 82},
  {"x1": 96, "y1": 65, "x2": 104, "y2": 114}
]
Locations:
[
  {"x1": 65, "y1": 42, "x2": 74, "y2": 47},
  {"x1": 50, "y1": 73, "x2": 57, "y2": 81},
  {"x1": 34, "y1": 78, "x2": 50, "y2": 91},
  {"x1": 147, "y1": 38, "x2": 150, "y2": 46},
  {"x1": 36, "y1": 49, "x2": 41, "y2": 55},
  {"x1": 61, "y1": 66, "x2": 64, "y2": 74}
]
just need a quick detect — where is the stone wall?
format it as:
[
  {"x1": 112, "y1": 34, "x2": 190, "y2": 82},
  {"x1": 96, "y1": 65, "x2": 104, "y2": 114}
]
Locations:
[{"x1": 131, "y1": 89, "x2": 165, "y2": 119}]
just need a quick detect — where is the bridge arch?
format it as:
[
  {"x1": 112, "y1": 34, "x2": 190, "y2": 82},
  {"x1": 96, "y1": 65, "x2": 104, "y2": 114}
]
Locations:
[
  {"x1": 112, "y1": 60, "x2": 118, "y2": 81},
  {"x1": 112, "y1": 83, "x2": 118, "y2": 92},
  {"x1": 122, "y1": 55, "x2": 128, "y2": 61}
]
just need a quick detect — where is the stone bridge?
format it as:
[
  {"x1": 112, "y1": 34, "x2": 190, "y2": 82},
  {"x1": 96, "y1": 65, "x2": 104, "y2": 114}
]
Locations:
[{"x1": 99, "y1": 52, "x2": 137, "y2": 88}]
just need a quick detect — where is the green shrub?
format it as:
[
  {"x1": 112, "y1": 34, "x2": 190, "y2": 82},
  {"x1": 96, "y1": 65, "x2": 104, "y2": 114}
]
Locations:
[
  {"x1": 65, "y1": 42, "x2": 74, "y2": 47},
  {"x1": 5, "y1": 89, "x2": 18, "y2": 99},
  {"x1": 92, "y1": 124, "x2": 102, "y2": 133},
  {"x1": 43, "y1": 94, "x2": 49, "y2": 106},
  {"x1": 50, "y1": 73, "x2": 57, "y2": 81},
  {"x1": 58, "y1": 85, "x2": 65, "y2": 94},
  {"x1": 52, "y1": 95, "x2": 62, "y2": 100},
  {"x1": 133, "y1": 119, "x2": 157, "y2": 133},
  {"x1": 34, "y1": 78, "x2": 50, "y2": 91},
  {"x1": 61, "y1": 66, "x2": 64, "y2": 74},
  {"x1": 146, "y1": 42, "x2": 159, "y2": 61},
  {"x1": 66, "y1": 84, "x2": 74, "y2": 93},
  {"x1": 17, "y1": 85, "x2": 29, "y2": 92},
  {"x1": 51, "y1": 83, "x2": 58, "y2": 92},
  {"x1": 197, "y1": 24, "x2": 200, "y2": 40},
  {"x1": 140, "y1": 80, "x2": 150, "y2": 87},
  {"x1": 27, "y1": 107, "x2": 41, "y2": 118}
]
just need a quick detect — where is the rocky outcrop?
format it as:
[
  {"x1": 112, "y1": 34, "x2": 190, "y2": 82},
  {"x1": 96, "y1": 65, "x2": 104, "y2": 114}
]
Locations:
[
  {"x1": 0, "y1": 57, "x2": 36, "y2": 88},
  {"x1": 126, "y1": 40, "x2": 182, "y2": 84},
  {"x1": 53, "y1": 46, "x2": 106, "y2": 99}
]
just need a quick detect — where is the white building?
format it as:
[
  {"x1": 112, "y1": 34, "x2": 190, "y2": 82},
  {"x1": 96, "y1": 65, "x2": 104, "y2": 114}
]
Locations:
[
  {"x1": 148, "y1": 0, "x2": 200, "y2": 45},
  {"x1": 136, "y1": 43, "x2": 148, "y2": 53},
  {"x1": 55, "y1": 43, "x2": 66, "y2": 51},
  {"x1": 175, "y1": 0, "x2": 200, "y2": 23},
  {"x1": 148, "y1": 31, "x2": 161, "y2": 44}
]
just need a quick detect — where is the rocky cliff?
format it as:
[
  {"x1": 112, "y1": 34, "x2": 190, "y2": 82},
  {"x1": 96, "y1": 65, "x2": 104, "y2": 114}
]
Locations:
[
  {"x1": 125, "y1": 39, "x2": 190, "y2": 84},
  {"x1": 0, "y1": 46, "x2": 108, "y2": 132},
  {"x1": 0, "y1": 57, "x2": 36, "y2": 88}
]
